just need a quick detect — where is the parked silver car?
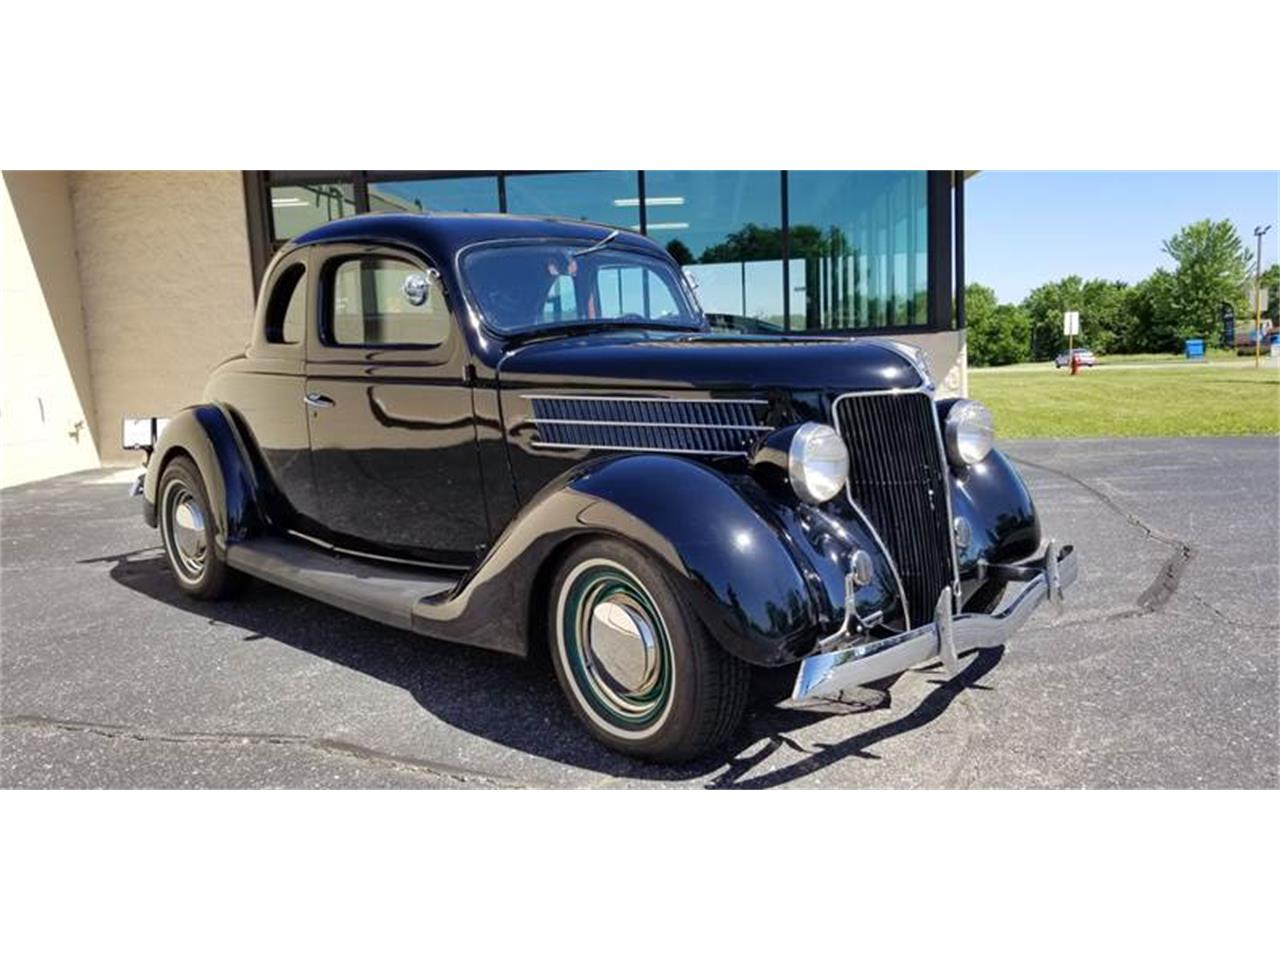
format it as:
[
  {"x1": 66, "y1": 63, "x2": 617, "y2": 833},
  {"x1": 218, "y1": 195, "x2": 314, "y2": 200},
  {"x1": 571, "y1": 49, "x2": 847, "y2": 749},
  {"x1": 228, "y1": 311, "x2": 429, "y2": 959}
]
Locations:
[{"x1": 1055, "y1": 347, "x2": 1096, "y2": 368}]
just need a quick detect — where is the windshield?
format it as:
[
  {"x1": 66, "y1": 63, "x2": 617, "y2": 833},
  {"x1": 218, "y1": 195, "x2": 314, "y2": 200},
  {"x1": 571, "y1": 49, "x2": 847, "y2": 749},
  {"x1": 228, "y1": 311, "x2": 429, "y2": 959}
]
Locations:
[{"x1": 461, "y1": 242, "x2": 702, "y2": 336}]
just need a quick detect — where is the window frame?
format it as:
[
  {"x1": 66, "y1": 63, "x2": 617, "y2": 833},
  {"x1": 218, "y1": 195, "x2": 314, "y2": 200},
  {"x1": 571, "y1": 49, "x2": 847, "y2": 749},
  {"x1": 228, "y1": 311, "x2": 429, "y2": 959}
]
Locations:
[
  {"x1": 309, "y1": 242, "x2": 457, "y2": 357},
  {"x1": 263, "y1": 261, "x2": 308, "y2": 345},
  {"x1": 251, "y1": 249, "x2": 310, "y2": 360}
]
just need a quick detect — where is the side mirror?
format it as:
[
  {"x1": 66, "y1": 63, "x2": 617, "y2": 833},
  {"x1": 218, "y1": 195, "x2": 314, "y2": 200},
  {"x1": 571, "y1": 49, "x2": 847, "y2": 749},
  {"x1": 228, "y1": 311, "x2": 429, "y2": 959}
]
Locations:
[{"x1": 403, "y1": 269, "x2": 438, "y2": 307}]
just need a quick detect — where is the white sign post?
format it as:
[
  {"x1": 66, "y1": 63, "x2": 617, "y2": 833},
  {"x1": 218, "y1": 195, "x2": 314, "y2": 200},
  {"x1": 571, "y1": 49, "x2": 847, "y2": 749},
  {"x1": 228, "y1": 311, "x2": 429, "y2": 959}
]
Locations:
[{"x1": 1063, "y1": 311, "x2": 1081, "y2": 374}]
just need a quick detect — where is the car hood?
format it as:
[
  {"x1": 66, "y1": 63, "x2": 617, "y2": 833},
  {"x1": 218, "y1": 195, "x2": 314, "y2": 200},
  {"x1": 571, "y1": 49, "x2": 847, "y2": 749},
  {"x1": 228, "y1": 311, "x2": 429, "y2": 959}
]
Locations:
[{"x1": 495, "y1": 329, "x2": 926, "y2": 395}]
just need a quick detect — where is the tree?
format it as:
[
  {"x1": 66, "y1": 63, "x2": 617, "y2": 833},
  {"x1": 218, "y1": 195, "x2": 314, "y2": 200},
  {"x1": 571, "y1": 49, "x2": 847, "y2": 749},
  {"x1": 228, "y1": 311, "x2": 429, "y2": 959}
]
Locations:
[
  {"x1": 665, "y1": 239, "x2": 694, "y2": 265},
  {"x1": 697, "y1": 222, "x2": 830, "y2": 264},
  {"x1": 965, "y1": 282, "x2": 1030, "y2": 366},
  {"x1": 1020, "y1": 275, "x2": 1134, "y2": 359},
  {"x1": 1124, "y1": 269, "x2": 1179, "y2": 352},
  {"x1": 1162, "y1": 219, "x2": 1252, "y2": 342},
  {"x1": 1022, "y1": 276, "x2": 1083, "y2": 361},
  {"x1": 699, "y1": 223, "x2": 785, "y2": 263}
]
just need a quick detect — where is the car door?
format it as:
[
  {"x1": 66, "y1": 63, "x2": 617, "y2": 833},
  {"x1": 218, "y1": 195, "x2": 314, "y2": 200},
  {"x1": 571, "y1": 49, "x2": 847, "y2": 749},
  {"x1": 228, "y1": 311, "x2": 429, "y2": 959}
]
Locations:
[{"x1": 303, "y1": 243, "x2": 488, "y2": 567}]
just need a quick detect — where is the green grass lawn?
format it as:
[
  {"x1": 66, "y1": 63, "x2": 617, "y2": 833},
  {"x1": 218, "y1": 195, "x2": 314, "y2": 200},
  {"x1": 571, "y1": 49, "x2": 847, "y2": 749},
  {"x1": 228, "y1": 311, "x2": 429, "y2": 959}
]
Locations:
[
  {"x1": 1094, "y1": 346, "x2": 1238, "y2": 364},
  {"x1": 969, "y1": 363, "x2": 1280, "y2": 438}
]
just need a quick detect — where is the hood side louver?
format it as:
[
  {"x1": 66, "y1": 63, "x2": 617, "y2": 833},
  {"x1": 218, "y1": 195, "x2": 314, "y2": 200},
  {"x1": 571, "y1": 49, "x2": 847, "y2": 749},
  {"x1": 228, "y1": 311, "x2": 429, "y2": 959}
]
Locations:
[{"x1": 525, "y1": 395, "x2": 770, "y2": 457}]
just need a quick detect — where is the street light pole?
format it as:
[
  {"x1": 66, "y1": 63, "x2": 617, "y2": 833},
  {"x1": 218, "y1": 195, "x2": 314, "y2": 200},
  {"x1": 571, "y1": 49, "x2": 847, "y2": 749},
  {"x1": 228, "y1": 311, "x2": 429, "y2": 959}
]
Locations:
[{"x1": 1255, "y1": 224, "x2": 1271, "y2": 370}]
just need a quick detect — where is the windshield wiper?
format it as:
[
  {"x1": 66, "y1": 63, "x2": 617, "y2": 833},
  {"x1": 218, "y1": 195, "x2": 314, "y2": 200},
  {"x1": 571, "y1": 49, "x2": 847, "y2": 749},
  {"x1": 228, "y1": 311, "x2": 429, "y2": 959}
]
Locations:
[{"x1": 571, "y1": 229, "x2": 620, "y2": 258}]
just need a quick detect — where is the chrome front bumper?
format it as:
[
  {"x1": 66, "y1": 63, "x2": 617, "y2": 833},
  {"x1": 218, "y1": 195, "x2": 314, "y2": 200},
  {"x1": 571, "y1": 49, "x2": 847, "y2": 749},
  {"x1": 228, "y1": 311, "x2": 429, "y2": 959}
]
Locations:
[{"x1": 791, "y1": 540, "x2": 1078, "y2": 701}]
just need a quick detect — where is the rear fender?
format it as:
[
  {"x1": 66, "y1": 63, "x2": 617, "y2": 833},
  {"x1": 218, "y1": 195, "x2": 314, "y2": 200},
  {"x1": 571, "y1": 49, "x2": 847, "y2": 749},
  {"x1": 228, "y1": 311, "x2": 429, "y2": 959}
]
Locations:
[{"x1": 143, "y1": 405, "x2": 262, "y2": 554}]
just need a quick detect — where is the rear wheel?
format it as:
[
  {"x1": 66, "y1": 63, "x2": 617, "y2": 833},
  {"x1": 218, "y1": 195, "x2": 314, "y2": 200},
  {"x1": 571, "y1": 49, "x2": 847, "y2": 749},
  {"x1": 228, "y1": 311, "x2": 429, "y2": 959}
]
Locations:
[
  {"x1": 548, "y1": 538, "x2": 749, "y2": 763},
  {"x1": 157, "y1": 455, "x2": 242, "y2": 601}
]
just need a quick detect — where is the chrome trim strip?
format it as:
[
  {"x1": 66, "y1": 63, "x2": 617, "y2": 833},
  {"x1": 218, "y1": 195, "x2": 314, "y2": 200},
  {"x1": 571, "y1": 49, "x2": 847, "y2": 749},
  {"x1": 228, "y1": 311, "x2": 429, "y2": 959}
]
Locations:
[
  {"x1": 835, "y1": 487, "x2": 912, "y2": 631},
  {"x1": 792, "y1": 542, "x2": 1078, "y2": 700},
  {"x1": 285, "y1": 530, "x2": 471, "y2": 571},
  {"x1": 927, "y1": 394, "x2": 964, "y2": 606},
  {"x1": 522, "y1": 394, "x2": 768, "y2": 405},
  {"x1": 530, "y1": 441, "x2": 749, "y2": 457},
  {"x1": 528, "y1": 418, "x2": 771, "y2": 432},
  {"x1": 287, "y1": 529, "x2": 330, "y2": 550}
]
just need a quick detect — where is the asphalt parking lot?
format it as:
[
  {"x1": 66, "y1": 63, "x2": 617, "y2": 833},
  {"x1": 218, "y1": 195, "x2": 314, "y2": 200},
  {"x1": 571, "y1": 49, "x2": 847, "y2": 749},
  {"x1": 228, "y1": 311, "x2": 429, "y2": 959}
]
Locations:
[{"x1": 2, "y1": 437, "x2": 1276, "y2": 789}]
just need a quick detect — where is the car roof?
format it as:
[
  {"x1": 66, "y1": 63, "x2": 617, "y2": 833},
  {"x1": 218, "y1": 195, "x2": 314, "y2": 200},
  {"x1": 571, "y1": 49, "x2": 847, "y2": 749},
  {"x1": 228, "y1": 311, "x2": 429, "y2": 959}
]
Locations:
[{"x1": 283, "y1": 212, "x2": 663, "y2": 264}]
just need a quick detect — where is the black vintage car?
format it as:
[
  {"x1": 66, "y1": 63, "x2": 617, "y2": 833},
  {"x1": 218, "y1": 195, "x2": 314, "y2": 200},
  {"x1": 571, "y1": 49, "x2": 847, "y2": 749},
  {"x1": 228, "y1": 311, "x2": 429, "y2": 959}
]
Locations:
[{"x1": 140, "y1": 213, "x2": 1077, "y2": 762}]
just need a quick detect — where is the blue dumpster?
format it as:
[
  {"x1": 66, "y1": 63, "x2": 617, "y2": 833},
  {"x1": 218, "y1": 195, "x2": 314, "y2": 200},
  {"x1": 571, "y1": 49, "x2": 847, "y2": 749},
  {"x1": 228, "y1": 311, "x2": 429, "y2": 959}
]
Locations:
[{"x1": 1184, "y1": 338, "x2": 1205, "y2": 361}]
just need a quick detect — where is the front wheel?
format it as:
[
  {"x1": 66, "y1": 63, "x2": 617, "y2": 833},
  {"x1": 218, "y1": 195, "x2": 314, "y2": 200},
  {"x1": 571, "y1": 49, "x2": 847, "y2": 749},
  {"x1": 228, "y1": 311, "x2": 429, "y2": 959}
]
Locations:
[{"x1": 548, "y1": 538, "x2": 749, "y2": 763}]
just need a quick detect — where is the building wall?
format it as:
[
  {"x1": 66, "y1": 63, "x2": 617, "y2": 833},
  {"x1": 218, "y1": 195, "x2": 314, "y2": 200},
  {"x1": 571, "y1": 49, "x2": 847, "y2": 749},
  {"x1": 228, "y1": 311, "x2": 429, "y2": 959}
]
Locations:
[
  {"x1": 3, "y1": 170, "x2": 967, "y2": 489},
  {"x1": 68, "y1": 171, "x2": 255, "y2": 466},
  {"x1": 894, "y1": 328, "x2": 968, "y2": 398},
  {"x1": 1, "y1": 172, "x2": 100, "y2": 487}
]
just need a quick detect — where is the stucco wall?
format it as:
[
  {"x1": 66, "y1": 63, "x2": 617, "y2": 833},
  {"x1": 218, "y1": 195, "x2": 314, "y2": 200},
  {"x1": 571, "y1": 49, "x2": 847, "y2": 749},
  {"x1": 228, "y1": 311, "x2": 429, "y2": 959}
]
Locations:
[
  {"x1": 1, "y1": 172, "x2": 100, "y2": 487},
  {"x1": 68, "y1": 171, "x2": 255, "y2": 466}
]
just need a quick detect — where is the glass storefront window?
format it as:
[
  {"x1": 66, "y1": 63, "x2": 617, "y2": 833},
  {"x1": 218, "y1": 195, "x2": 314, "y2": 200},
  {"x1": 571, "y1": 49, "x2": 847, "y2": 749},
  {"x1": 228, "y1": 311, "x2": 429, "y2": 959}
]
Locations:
[
  {"x1": 270, "y1": 183, "x2": 356, "y2": 241},
  {"x1": 368, "y1": 177, "x2": 500, "y2": 214},
  {"x1": 504, "y1": 171, "x2": 638, "y2": 228},
  {"x1": 786, "y1": 171, "x2": 928, "y2": 330},
  {"x1": 642, "y1": 171, "x2": 783, "y2": 328},
  {"x1": 258, "y1": 171, "x2": 942, "y2": 334}
]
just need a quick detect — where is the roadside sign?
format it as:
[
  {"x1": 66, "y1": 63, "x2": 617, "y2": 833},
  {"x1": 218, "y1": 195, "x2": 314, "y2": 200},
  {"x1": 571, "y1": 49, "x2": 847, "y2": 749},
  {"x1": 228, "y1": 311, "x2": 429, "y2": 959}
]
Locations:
[
  {"x1": 1249, "y1": 287, "x2": 1269, "y2": 313},
  {"x1": 1063, "y1": 311, "x2": 1080, "y2": 336},
  {"x1": 1221, "y1": 303, "x2": 1236, "y2": 347}
]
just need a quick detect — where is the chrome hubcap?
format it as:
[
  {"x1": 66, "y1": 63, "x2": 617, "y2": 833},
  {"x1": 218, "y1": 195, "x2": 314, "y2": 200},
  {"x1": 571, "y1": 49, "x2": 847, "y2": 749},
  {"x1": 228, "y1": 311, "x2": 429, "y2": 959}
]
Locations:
[
  {"x1": 164, "y1": 484, "x2": 206, "y2": 580},
  {"x1": 588, "y1": 597, "x2": 660, "y2": 701},
  {"x1": 559, "y1": 560, "x2": 673, "y2": 730}
]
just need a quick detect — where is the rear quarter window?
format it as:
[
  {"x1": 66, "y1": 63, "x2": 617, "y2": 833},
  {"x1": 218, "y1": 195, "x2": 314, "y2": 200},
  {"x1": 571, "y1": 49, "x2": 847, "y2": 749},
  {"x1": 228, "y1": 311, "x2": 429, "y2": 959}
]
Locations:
[{"x1": 264, "y1": 263, "x2": 306, "y2": 344}]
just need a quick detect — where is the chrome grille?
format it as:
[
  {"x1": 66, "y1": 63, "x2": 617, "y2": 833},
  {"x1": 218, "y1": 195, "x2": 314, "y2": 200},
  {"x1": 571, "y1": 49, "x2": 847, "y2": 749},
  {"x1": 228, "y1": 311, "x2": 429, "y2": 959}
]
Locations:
[
  {"x1": 526, "y1": 395, "x2": 769, "y2": 456},
  {"x1": 833, "y1": 391, "x2": 955, "y2": 627}
]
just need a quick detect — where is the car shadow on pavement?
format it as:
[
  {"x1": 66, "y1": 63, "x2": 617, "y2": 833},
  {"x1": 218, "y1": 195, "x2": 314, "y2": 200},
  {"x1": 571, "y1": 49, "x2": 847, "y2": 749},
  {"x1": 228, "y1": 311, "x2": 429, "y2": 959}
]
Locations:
[{"x1": 90, "y1": 547, "x2": 1003, "y2": 787}]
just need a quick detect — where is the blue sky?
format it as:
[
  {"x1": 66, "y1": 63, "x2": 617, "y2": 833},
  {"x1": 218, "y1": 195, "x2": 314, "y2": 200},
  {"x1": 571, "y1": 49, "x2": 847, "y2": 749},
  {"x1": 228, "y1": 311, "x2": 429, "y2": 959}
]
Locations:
[{"x1": 966, "y1": 172, "x2": 1279, "y2": 304}]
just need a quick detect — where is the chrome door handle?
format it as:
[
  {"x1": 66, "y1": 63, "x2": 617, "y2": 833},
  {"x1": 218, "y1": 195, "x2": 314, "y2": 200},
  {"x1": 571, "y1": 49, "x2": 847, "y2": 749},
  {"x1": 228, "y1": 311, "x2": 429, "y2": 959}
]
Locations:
[{"x1": 304, "y1": 393, "x2": 336, "y2": 409}]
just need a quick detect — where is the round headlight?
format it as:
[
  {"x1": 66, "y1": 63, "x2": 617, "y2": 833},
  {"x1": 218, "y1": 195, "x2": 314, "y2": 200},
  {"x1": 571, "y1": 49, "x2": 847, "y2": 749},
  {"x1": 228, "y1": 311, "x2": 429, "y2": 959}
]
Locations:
[
  {"x1": 945, "y1": 400, "x2": 995, "y2": 465},
  {"x1": 788, "y1": 423, "x2": 849, "y2": 504}
]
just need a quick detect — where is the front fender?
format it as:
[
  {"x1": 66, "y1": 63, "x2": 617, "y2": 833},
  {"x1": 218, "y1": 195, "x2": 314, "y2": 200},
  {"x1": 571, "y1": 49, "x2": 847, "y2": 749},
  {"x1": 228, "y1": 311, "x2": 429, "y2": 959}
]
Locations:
[
  {"x1": 949, "y1": 448, "x2": 1041, "y2": 576},
  {"x1": 414, "y1": 454, "x2": 835, "y2": 665},
  {"x1": 143, "y1": 404, "x2": 262, "y2": 554}
]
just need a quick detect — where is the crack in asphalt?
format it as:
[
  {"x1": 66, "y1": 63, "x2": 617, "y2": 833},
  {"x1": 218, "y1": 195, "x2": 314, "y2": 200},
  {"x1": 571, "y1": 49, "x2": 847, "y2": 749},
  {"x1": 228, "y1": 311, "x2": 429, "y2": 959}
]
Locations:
[
  {"x1": 1008, "y1": 453, "x2": 1194, "y2": 617},
  {"x1": 1184, "y1": 592, "x2": 1261, "y2": 629},
  {"x1": 0, "y1": 714, "x2": 523, "y2": 788}
]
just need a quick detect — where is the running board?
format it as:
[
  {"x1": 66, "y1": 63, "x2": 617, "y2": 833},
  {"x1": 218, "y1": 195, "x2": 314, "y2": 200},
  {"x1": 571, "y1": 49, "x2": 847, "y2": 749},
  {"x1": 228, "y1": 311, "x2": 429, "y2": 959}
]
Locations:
[{"x1": 225, "y1": 536, "x2": 458, "y2": 632}]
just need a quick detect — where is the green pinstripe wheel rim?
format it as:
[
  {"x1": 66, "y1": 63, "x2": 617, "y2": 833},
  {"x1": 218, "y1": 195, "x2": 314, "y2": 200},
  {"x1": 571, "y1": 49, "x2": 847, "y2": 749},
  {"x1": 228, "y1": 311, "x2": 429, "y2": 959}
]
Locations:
[{"x1": 559, "y1": 560, "x2": 674, "y2": 731}]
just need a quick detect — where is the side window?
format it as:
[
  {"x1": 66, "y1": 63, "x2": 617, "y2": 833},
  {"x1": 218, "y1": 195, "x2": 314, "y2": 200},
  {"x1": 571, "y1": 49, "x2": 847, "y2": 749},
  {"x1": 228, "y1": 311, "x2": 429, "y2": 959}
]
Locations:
[
  {"x1": 264, "y1": 263, "x2": 306, "y2": 344},
  {"x1": 326, "y1": 256, "x2": 450, "y2": 347}
]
